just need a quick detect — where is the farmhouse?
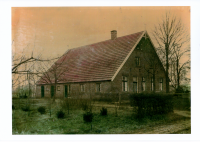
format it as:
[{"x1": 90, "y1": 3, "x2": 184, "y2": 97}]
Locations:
[{"x1": 36, "y1": 30, "x2": 166, "y2": 98}]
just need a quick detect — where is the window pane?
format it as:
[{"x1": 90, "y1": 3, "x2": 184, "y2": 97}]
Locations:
[
  {"x1": 151, "y1": 83, "x2": 154, "y2": 91},
  {"x1": 57, "y1": 86, "x2": 60, "y2": 91},
  {"x1": 133, "y1": 77, "x2": 137, "y2": 82},
  {"x1": 125, "y1": 82, "x2": 128, "y2": 91},
  {"x1": 160, "y1": 82, "x2": 163, "y2": 91},
  {"x1": 142, "y1": 82, "x2": 145, "y2": 91}
]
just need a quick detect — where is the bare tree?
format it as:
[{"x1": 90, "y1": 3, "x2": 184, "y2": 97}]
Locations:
[
  {"x1": 12, "y1": 49, "x2": 61, "y2": 98},
  {"x1": 170, "y1": 44, "x2": 190, "y2": 89},
  {"x1": 152, "y1": 12, "x2": 190, "y2": 93},
  {"x1": 36, "y1": 54, "x2": 68, "y2": 102}
]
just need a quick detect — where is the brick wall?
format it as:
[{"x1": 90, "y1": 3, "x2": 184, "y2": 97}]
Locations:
[
  {"x1": 112, "y1": 37, "x2": 166, "y2": 93},
  {"x1": 36, "y1": 81, "x2": 112, "y2": 98}
]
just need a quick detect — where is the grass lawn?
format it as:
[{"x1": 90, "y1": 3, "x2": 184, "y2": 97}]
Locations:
[{"x1": 12, "y1": 98, "x2": 190, "y2": 134}]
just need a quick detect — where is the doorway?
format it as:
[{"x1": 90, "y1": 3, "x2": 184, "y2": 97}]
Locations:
[
  {"x1": 51, "y1": 86, "x2": 54, "y2": 98},
  {"x1": 41, "y1": 86, "x2": 44, "y2": 98}
]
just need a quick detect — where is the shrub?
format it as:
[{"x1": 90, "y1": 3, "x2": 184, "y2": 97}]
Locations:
[
  {"x1": 100, "y1": 107, "x2": 107, "y2": 116},
  {"x1": 130, "y1": 93, "x2": 173, "y2": 118},
  {"x1": 83, "y1": 112, "x2": 93, "y2": 123},
  {"x1": 12, "y1": 105, "x2": 15, "y2": 110},
  {"x1": 175, "y1": 86, "x2": 185, "y2": 93},
  {"x1": 56, "y1": 110, "x2": 65, "y2": 119},
  {"x1": 21, "y1": 106, "x2": 30, "y2": 112},
  {"x1": 37, "y1": 106, "x2": 46, "y2": 114}
]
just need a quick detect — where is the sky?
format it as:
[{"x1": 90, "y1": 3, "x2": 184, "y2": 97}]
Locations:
[{"x1": 12, "y1": 7, "x2": 190, "y2": 60}]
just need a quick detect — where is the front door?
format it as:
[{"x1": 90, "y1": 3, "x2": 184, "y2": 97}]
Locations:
[
  {"x1": 65, "y1": 85, "x2": 68, "y2": 98},
  {"x1": 41, "y1": 86, "x2": 44, "y2": 98},
  {"x1": 51, "y1": 86, "x2": 54, "y2": 98}
]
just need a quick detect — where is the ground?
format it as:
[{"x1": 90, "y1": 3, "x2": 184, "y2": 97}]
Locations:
[{"x1": 12, "y1": 98, "x2": 191, "y2": 134}]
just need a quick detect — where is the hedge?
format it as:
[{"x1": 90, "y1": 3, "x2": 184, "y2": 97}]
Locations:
[{"x1": 129, "y1": 93, "x2": 173, "y2": 118}]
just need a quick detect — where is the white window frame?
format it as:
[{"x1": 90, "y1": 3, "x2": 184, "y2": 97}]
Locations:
[
  {"x1": 122, "y1": 76, "x2": 128, "y2": 92},
  {"x1": 142, "y1": 77, "x2": 146, "y2": 91}
]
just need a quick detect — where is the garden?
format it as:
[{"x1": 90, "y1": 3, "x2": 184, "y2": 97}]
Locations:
[{"x1": 12, "y1": 93, "x2": 191, "y2": 134}]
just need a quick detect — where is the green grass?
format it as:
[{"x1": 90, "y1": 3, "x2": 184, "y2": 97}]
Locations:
[{"x1": 12, "y1": 98, "x2": 190, "y2": 134}]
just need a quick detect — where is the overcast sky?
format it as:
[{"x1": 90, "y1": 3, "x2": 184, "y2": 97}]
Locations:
[{"x1": 12, "y1": 7, "x2": 190, "y2": 60}]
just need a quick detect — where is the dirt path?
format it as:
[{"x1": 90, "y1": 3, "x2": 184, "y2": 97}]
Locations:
[
  {"x1": 129, "y1": 110, "x2": 191, "y2": 134},
  {"x1": 134, "y1": 119, "x2": 191, "y2": 134}
]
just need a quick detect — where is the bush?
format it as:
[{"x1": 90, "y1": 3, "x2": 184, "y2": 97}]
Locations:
[
  {"x1": 175, "y1": 86, "x2": 184, "y2": 93},
  {"x1": 12, "y1": 105, "x2": 15, "y2": 110},
  {"x1": 100, "y1": 107, "x2": 107, "y2": 116},
  {"x1": 37, "y1": 106, "x2": 46, "y2": 114},
  {"x1": 21, "y1": 106, "x2": 30, "y2": 112},
  {"x1": 56, "y1": 110, "x2": 65, "y2": 119},
  {"x1": 130, "y1": 93, "x2": 173, "y2": 118},
  {"x1": 83, "y1": 112, "x2": 93, "y2": 123}
]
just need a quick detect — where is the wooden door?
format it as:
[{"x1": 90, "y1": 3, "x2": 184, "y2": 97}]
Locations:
[
  {"x1": 65, "y1": 85, "x2": 68, "y2": 98},
  {"x1": 41, "y1": 86, "x2": 44, "y2": 98},
  {"x1": 51, "y1": 86, "x2": 54, "y2": 98}
]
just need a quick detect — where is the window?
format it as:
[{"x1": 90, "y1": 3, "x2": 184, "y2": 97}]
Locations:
[
  {"x1": 136, "y1": 57, "x2": 140, "y2": 66},
  {"x1": 46, "y1": 86, "x2": 49, "y2": 91},
  {"x1": 142, "y1": 77, "x2": 146, "y2": 91},
  {"x1": 80, "y1": 84, "x2": 85, "y2": 92},
  {"x1": 122, "y1": 76, "x2": 128, "y2": 91},
  {"x1": 96, "y1": 83, "x2": 101, "y2": 92},
  {"x1": 151, "y1": 77, "x2": 154, "y2": 91},
  {"x1": 57, "y1": 86, "x2": 60, "y2": 91},
  {"x1": 133, "y1": 77, "x2": 138, "y2": 93},
  {"x1": 159, "y1": 78, "x2": 163, "y2": 91}
]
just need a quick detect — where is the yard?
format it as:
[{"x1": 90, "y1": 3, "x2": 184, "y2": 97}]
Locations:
[{"x1": 12, "y1": 97, "x2": 191, "y2": 134}]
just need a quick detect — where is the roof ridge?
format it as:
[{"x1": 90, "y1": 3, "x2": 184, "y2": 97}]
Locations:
[{"x1": 68, "y1": 31, "x2": 144, "y2": 51}]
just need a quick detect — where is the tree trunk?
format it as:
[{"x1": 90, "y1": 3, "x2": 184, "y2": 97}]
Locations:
[
  {"x1": 176, "y1": 58, "x2": 180, "y2": 88},
  {"x1": 165, "y1": 43, "x2": 170, "y2": 93},
  {"x1": 53, "y1": 83, "x2": 57, "y2": 102}
]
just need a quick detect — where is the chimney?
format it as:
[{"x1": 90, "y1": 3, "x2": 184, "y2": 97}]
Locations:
[{"x1": 111, "y1": 30, "x2": 117, "y2": 40}]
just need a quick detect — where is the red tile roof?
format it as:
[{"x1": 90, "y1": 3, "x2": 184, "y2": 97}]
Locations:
[{"x1": 38, "y1": 31, "x2": 144, "y2": 84}]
